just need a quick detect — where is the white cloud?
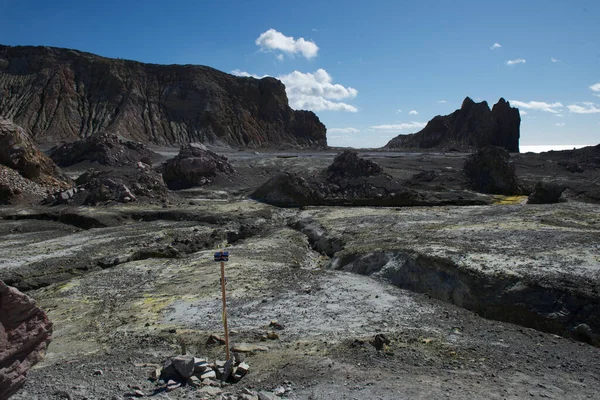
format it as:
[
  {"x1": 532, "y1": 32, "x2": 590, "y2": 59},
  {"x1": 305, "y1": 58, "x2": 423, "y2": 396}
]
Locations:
[
  {"x1": 396, "y1": 109, "x2": 402, "y2": 113},
  {"x1": 556, "y1": 122, "x2": 565, "y2": 127},
  {"x1": 437, "y1": 100, "x2": 447, "y2": 103},
  {"x1": 520, "y1": 110, "x2": 527, "y2": 115},
  {"x1": 231, "y1": 68, "x2": 358, "y2": 113},
  {"x1": 590, "y1": 83, "x2": 600, "y2": 92},
  {"x1": 230, "y1": 69, "x2": 267, "y2": 79},
  {"x1": 328, "y1": 127, "x2": 360, "y2": 134},
  {"x1": 255, "y1": 29, "x2": 319, "y2": 59},
  {"x1": 567, "y1": 103, "x2": 600, "y2": 114},
  {"x1": 506, "y1": 58, "x2": 526, "y2": 66},
  {"x1": 509, "y1": 100, "x2": 563, "y2": 113},
  {"x1": 408, "y1": 110, "x2": 419, "y2": 115},
  {"x1": 276, "y1": 54, "x2": 284, "y2": 61},
  {"x1": 490, "y1": 43, "x2": 502, "y2": 50},
  {"x1": 551, "y1": 57, "x2": 561, "y2": 63},
  {"x1": 370, "y1": 122, "x2": 427, "y2": 131}
]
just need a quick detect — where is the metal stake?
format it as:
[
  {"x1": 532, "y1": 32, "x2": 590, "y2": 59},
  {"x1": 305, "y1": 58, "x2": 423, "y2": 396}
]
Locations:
[{"x1": 220, "y1": 257, "x2": 230, "y2": 361}]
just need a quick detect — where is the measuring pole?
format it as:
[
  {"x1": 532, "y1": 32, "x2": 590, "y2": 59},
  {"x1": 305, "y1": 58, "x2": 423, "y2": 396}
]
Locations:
[
  {"x1": 220, "y1": 256, "x2": 230, "y2": 361},
  {"x1": 215, "y1": 249, "x2": 231, "y2": 361}
]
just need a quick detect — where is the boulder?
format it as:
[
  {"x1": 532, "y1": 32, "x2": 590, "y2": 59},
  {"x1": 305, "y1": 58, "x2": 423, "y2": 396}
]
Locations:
[
  {"x1": 171, "y1": 355, "x2": 195, "y2": 379},
  {"x1": 327, "y1": 150, "x2": 383, "y2": 178},
  {"x1": 527, "y1": 182, "x2": 566, "y2": 204},
  {"x1": 49, "y1": 132, "x2": 157, "y2": 167},
  {"x1": 385, "y1": 97, "x2": 520, "y2": 152},
  {"x1": 0, "y1": 280, "x2": 53, "y2": 399},
  {"x1": 162, "y1": 143, "x2": 235, "y2": 189},
  {"x1": 463, "y1": 146, "x2": 522, "y2": 195},
  {"x1": 0, "y1": 118, "x2": 70, "y2": 185}
]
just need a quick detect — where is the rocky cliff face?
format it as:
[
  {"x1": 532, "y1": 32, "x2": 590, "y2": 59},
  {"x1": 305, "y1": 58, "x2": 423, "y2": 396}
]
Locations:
[
  {"x1": 0, "y1": 280, "x2": 53, "y2": 399},
  {"x1": 385, "y1": 97, "x2": 520, "y2": 152},
  {"x1": 0, "y1": 45, "x2": 327, "y2": 148}
]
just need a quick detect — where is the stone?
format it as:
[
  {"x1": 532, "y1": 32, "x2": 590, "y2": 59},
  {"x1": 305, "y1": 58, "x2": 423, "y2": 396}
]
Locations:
[
  {"x1": 0, "y1": 280, "x2": 53, "y2": 399},
  {"x1": 258, "y1": 391, "x2": 276, "y2": 400},
  {"x1": 206, "y1": 333, "x2": 226, "y2": 345},
  {"x1": 166, "y1": 379, "x2": 181, "y2": 392},
  {"x1": 194, "y1": 358, "x2": 209, "y2": 372},
  {"x1": 231, "y1": 343, "x2": 269, "y2": 353},
  {"x1": 372, "y1": 333, "x2": 391, "y2": 351},
  {"x1": 199, "y1": 386, "x2": 223, "y2": 396},
  {"x1": 133, "y1": 389, "x2": 145, "y2": 397},
  {"x1": 236, "y1": 362, "x2": 249, "y2": 376},
  {"x1": 273, "y1": 386, "x2": 286, "y2": 396},
  {"x1": 326, "y1": 150, "x2": 383, "y2": 178},
  {"x1": 385, "y1": 97, "x2": 520, "y2": 152},
  {"x1": 266, "y1": 331, "x2": 279, "y2": 340},
  {"x1": 200, "y1": 370, "x2": 217, "y2": 380},
  {"x1": 269, "y1": 320, "x2": 285, "y2": 330},
  {"x1": 171, "y1": 355, "x2": 195, "y2": 379},
  {"x1": 162, "y1": 143, "x2": 235, "y2": 190},
  {"x1": 233, "y1": 352, "x2": 246, "y2": 364},
  {"x1": 188, "y1": 375, "x2": 201, "y2": 388},
  {"x1": 527, "y1": 181, "x2": 566, "y2": 204},
  {"x1": 463, "y1": 146, "x2": 522, "y2": 195}
]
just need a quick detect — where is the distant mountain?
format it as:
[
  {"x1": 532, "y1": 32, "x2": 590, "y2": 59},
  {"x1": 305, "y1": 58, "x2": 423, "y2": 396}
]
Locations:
[
  {"x1": 0, "y1": 45, "x2": 326, "y2": 148},
  {"x1": 385, "y1": 97, "x2": 520, "y2": 152}
]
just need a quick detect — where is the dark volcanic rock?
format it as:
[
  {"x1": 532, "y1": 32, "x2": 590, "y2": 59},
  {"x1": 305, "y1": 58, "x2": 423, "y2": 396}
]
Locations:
[
  {"x1": 49, "y1": 133, "x2": 157, "y2": 167},
  {"x1": 0, "y1": 280, "x2": 53, "y2": 399},
  {"x1": 0, "y1": 45, "x2": 327, "y2": 148},
  {"x1": 162, "y1": 143, "x2": 235, "y2": 189},
  {"x1": 385, "y1": 97, "x2": 520, "y2": 152},
  {"x1": 463, "y1": 146, "x2": 522, "y2": 195},
  {"x1": 67, "y1": 167, "x2": 169, "y2": 205},
  {"x1": 527, "y1": 182, "x2": 566, "y2": 204},
  {"x1": 327, "y1": 150, "x2": 383, "y2": 178}
]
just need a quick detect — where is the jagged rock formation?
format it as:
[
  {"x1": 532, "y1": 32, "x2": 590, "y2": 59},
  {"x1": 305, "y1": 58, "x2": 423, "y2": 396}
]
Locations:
[
  {"x1": 0, "y1": 45, "x2": 327, "y2": 148},
  {"x1": 385, "y1": 97, "x2": 520, "y2": 152},
  {"x1": 463, "y1": 146, "x2": 522, "y2": 195},
  {"x1": 162, "y1": 143, "x2": 235, "y2": 189},
  {"x1": 0, "y1": 118, "x2": 71, "y2": 203},
  {"x1": 327, "y1": 150, "x2": 383, "y2": 178},
  {"x1": 49, "y1": 133, "x2": 157, "y2": 167},
  {"x1": 0, "y1": 280, "x2": 53, "y2": 399}
]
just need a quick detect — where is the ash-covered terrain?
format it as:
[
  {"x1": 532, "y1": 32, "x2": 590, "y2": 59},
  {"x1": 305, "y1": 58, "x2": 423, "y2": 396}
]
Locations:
[{"x1": 1, "y1": 137, "x2": 600, "y2": 399}]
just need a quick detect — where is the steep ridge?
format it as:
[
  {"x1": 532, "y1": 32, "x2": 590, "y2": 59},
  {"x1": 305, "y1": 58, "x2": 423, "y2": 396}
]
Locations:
[
  {"x1": 385, "y1": 97, "x2": 520, "y2": 152},
  {"x1": 0, "y1": 45, "x2": 327, "y2": 148}
]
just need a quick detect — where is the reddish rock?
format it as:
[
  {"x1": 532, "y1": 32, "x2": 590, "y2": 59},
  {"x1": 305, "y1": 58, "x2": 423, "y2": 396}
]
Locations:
[{"x1": 0, "y1": 280, "x2": 53, "y2": 399}]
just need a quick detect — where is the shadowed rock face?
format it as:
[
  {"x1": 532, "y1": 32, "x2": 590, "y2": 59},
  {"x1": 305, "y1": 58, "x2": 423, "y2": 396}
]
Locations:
[
  {"x1": 0, "y1": 280, "x2": 53, "y2": 399},
  {"x1": 385, "y1": 97, "x2": 520, "y2": 152},
  {"x1": 463, "y1": 146, "x2": 522, "y2": 195},
  {"x1": 162, "y1": 143, "x2": 235, "y2": 189},
  {"x1": 0, "y1": 45, "x2": 327, "y2": 148}
]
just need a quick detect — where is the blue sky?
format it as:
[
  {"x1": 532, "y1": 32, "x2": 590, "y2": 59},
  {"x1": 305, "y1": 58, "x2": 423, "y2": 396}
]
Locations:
[{"x1": 1, "y1": 0, "x2": 599, "y2": 148}]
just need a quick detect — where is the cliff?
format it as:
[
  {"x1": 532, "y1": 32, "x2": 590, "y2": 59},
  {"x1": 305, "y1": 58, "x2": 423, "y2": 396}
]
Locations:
[
  {"x1": 0, "y1": 45, "x2": 327, "y2": 148},
  {"x1": 385, "y1": 97, "x2": 520, "y2": 152}
]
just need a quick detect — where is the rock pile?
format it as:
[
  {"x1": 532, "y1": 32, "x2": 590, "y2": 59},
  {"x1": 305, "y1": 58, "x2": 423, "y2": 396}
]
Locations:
[
  {"x1": 162, "y1": 143, "x2": 235, "y2": 189},
  {"x1": 0, "y1": 280, "x2": 53, "y2": 399},
  {"x1": 463, "y1": 146, "x2": 522, "y2": 195},
  {"x1": 150, "y1": 354, "x2": 250, "y2": 393},
  {"x1": 49, "y1": 132, "x2": 156, "y2": 167},
  {"x1": 326, "y1": 150, "x2": 383, "y2": 178},
  {"x1": 251, "y1": 151, "x2": 425, "y2": 207},
  {"x1": 48, "y1": 164, "x2": 168, "y2": 205}
]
